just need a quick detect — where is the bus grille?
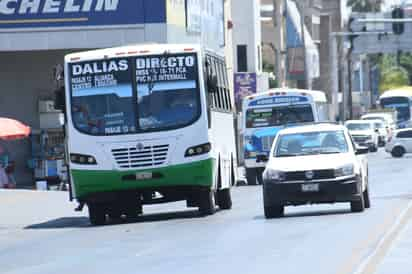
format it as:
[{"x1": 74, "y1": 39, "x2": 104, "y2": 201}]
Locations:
[
  {"x1": 111, "y1": 144, "x2": 169, "y2": 169},
  {"x1": 261, "y1": 136, "x2": 276, "y2": 151}
]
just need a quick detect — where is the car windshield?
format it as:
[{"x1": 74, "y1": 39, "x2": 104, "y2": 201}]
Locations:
[
  {"x1": 346, "y1": 123, "x2": 371, "y2": 131},
  {"x1": 374, "y1": 122, "x2": 383, "y2": 129},
  {"x1": 275, "y1": 130, "x2": 349, "y2": 157},
  {"x1": 69, "y1": 53, "x2": 200, "y2": 135},
  {"x1": 246, "y1": 104, "x2": 314, "y2": 128}
]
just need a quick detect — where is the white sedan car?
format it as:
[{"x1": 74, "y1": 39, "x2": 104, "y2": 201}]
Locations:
[
  {"x1": 262, "y1": 123, "x2": 370, "y2": 218},
  {"x1": 385, "y1": 128, "x2": 412, "y2": 158}
]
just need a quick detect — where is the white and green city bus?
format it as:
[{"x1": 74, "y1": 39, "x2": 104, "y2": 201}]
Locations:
[{"x1": 58, "y1": 44, "x2": 237, "y2": 225}]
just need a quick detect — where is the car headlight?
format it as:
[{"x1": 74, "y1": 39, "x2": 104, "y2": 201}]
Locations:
[
  {"x1": 334, "y1": 164, "x2": 354, "y2": 177},
  {"x1": 263, "y1": 169, "x2": 285, "y2": 182}
]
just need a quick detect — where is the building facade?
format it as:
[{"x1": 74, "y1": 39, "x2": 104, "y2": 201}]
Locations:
[{"x1": 0, "y1": 0, "x2": 233, "y2": 187}]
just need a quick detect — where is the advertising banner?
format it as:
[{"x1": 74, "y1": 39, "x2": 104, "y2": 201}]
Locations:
[
  {"x1": 186, "y1": 0, "x2": 201, "y2": 33},
  {"x1": 234, "y1": 72, "x2": 257, "y2": 109},
  {"x1": 0, "y1": 0, "x2": 166, "y2": 29}
]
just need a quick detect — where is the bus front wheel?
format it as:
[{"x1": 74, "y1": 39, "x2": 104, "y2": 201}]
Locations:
[
  {"x1": 198, "y1": 189, "x2": 216, "y2": 215},
  {"x1": 88, "y1": 203, "x2": 107, "y2": 226}
]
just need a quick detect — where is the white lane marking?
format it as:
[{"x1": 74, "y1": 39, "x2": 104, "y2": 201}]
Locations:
[{"x1": 352, "y1": 199, "x2": 412, "y2": 274}]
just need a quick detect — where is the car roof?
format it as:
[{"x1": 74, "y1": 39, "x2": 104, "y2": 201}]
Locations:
[
  {"x1": 394, "y1": 128, "x2": 412, "y2": 133},
  {"x1": 345, "y1": 120, "x2": 372, "y2": 124},
  {"x1": 278, "y1": 123, "x2": 346, "y2": 135}
]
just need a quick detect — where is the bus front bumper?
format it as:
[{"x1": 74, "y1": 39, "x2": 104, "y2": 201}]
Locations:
[{"x1": 71, "y1": 159, "x2": 214, "y2": 199}]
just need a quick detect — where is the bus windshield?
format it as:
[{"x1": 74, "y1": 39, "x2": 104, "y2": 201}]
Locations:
[
  {"x1": 380, "y1": 97, "x2": 410, "y2": 122},
  {"x1": 69, "y1": 53, "x2": 200, "y2": 135},
  {"x1": 246, "y1": 104, "x2": 314, "y2": 128}
]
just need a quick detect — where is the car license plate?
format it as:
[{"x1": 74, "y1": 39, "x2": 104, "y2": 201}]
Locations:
[
  {"x1": 301, "y1": 183, "x2": 319, "y2": 192},
  {"x1": 135, "y1": 172, "x2": 152, "y2": 180}
]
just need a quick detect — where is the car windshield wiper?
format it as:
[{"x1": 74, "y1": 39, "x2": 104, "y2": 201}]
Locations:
[
  {"x1": 276, "y1": 154, "x2": 298, "y2": 157},
  {"x1": 320, "y1": 151, "x2": 341, "y2": 154}
]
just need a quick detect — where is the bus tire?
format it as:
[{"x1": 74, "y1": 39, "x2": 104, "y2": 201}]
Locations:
[
  {"x1": 217, "y1": 188, "x2": 232, "y2": 210},
  {"x1": 88, "y1": 203, "x2": 106, "y2": 226},
  {"x1": 246, "y1": 168, "x2": 257, "y2": 185},
  {"x1": 198, "y1": 189, "x2": 216, "y2": 215}
]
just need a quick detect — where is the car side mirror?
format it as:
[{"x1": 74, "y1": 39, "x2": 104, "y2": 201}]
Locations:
[
  {"x1": 256, "y1": 154, "x2": 269, "y2": 163},
  {"x1": 207, "y1": 75, "x2": 218, "y2": 93},
  {"x1": 355, "y1": 146, "x2": 369, "y2": 155},
  {"x1": 375, "y1": 129, "x2": 379, "y2": 133}
]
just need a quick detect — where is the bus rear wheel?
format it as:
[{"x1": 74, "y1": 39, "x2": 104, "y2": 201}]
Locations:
[
  {"x1": 88, "y1": 203, "x2": 107, "y2": 226},
  {"x1": 217, "y1": 188, "x2": 232, "y2": 210},
  {"x1": 246, "y1": 168, "x2": 263, "y2": 185},
  {"x1": 198, "y1": 189, "x2": 216, "y2": 215}
]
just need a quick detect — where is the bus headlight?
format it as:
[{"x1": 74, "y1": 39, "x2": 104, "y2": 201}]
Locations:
[
  {"x1": 185, "y1": 143, "x2": 211, "y2": 157},
  {"x1": 70, "y1": 153, "x2": 97, "y2": 165}
]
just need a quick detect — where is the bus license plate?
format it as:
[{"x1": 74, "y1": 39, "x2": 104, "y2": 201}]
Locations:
[
  {"x1": 135, "y1": 172, "x2": 152, "y2": 180},
  {"x1": 301, "y1": 183, "x2": 319, "y2": 192}
]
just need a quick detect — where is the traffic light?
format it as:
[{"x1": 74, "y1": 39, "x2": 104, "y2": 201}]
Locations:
[{"x1": 392, "y1": 7, "x2": 405, "y2": 35}]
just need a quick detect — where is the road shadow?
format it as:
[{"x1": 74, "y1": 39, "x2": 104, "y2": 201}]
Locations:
[
  {"x1": 25, "y1": 217, "x2": 90, "y2": 229},
  {"x1": 254, "y1": 208, "x2": 351, "y2": 220},
  {"x1": 25, "y1": 209, "x2": 207, "y2": 229}
]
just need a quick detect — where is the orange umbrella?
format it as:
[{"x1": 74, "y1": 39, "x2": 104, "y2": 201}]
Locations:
[{"x1": 0, "y1": 118, "x2": 31, "y2": 140}]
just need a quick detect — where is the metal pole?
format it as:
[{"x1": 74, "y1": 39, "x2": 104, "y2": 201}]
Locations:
[
  {"x1": 330, "y1": 34, "x2": 339, "y2": 121},
  {"x1": 296, "y1": 0, "x2": 308, "y2": 89},
  {"x1": 347, "y1": 52, "x2": 353, "y2": 119}
]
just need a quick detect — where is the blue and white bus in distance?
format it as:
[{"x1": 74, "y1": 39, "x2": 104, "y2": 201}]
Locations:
[
  {"x1": 241, "y1": 89, "x2": 328, "y2": 185},
  {"x1": 380, "y1": 88, "x2": 412, "y2": 128}
]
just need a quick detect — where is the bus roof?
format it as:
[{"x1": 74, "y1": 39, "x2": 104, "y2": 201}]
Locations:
[
  {"x1": 380, "y1": 87, "x2": 412, "y2": 99},
  {"x1": 65, "y1": 44, "x2": 204, "y2": 63},
  {"x1": 244, "y1": 88, "x2": 327, "y2": 103}
]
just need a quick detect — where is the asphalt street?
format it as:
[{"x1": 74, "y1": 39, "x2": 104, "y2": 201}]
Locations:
[{"x1": 1, "y1": 149, "x2": 412, "y2": 274}]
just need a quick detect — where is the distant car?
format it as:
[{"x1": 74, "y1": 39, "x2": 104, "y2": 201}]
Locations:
[
  {"x1": 361, "y1": 113, "x2": 396, "y2": 132},
  {"x1": 385, "y1": 128, "x2": 412, "y2": 158},
  {"x1": 262, "y1": 123, "x2": 370, "y2": 218},
  {"x1": 345, "y1": 120, "x2": 379, "y2": 152},
  {"x1": 370, "y1": 120, "x2": 388, "y2": 146}
]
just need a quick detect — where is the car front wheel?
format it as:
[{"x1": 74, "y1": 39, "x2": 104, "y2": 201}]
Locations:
[
  {"x1": 264, "y1": 205, "x2": 284, "y2": 218},
  {"x1": 391, "y1": 146, "x2": 405, "y2": 158},
  {"x1": 350, "y1": 193, "x2": 365, "y2": 212}
]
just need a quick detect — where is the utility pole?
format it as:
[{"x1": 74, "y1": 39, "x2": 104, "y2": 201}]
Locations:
[
  {"x1": 295, "y1": 0, "x2": 309, "y2": 89},
  {"x1": 273, "y1": 0, "x2": 287, "y2": 87}
]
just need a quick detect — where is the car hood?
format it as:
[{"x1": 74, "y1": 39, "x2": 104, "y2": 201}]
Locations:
[{"x1": 267, "y1": 153, "x2": 355, "y2": 172}]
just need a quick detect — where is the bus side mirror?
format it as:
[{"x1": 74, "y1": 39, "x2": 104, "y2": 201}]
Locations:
[
  {"x1": 207, "y1": 75, "x2": 218, "y2": 93},
  {"x1": 54, "y1": 87, "x2": 66, "y2": 112}
]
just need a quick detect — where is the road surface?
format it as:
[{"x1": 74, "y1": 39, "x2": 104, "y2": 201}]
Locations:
[{"x1": 1, "y1": 149, "x2": 412, "y2": 274}]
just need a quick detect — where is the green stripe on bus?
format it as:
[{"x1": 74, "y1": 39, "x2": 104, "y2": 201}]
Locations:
[{"x1": 71, "y1": 158, "x2": 215, "y2": 198}]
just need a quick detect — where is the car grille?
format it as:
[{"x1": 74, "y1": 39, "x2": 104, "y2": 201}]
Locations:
[
  {"x1": 261, "y1": 136, "x2": 276, "y2": 151},
  {"x1": 284, "y1": 169, "x2": 335, "y2": 181},
  {"x1": 352, "y1": 135, "x2": 369, "y2": 143},
  {"x1": 111, "y1": 144, "x2": 169, "y2": 169}
]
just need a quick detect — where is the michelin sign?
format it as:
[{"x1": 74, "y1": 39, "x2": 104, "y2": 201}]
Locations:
[{"x1": 0, "y1": 0, "x2": 165, "y2": 29}]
